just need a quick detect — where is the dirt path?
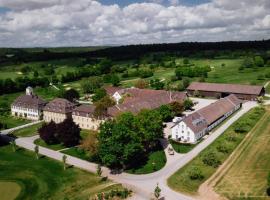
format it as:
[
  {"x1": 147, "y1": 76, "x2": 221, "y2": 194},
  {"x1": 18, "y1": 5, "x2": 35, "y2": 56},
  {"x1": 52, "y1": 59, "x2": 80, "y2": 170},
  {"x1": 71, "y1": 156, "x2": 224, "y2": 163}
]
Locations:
[{"x1": 196, "y1": 109, "x2": 269, "y2": 200}]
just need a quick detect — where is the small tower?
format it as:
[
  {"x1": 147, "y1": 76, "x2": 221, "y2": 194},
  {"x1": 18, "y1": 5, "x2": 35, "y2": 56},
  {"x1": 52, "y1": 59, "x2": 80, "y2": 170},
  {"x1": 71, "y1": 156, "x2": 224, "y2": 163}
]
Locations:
[{"x1": 26, "y1": 86, "x2": 34, "y2": 96}]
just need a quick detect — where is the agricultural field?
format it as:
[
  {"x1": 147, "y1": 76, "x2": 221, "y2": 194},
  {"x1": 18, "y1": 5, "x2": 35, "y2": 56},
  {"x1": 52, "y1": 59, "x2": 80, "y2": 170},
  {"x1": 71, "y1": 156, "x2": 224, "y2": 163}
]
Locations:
[
  {"x1": 0, "y1": 144, "x2": 125, "y2": 200},
  {"x1": 214, "y1": 106, "x2": 270, "y2": 199},
  {"x1": 167, "y1": 107, "x2": 266, "y2": 195}
]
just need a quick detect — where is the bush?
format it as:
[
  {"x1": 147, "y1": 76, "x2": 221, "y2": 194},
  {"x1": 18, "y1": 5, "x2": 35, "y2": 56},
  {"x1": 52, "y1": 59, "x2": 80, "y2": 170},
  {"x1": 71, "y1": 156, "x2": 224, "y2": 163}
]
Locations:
[
  {"x1": 234, "y1": 121, "x2": 251, "y2": 133},
  {"x1": 187, "y1": 167, "x2": 204, "y2": 180},
  {"x1": 217, "y1": 144, "x2": 230, "y2": 154},
  {"x1": 202, "y1": 152, "x2": 221, "y2": 168}
]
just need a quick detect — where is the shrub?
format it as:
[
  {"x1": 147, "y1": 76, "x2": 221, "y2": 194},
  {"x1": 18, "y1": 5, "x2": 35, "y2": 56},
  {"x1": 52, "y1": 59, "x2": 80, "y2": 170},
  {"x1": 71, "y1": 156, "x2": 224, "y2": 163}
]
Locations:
[
  {"x1": 202, "y1": 152, "x2": 221, "y2": 168},
  {"x1": 217, "y1": 144, "x2": 230, "y2": 154},
  {"x1": 187, "y1": 166, "x2": 204, "y2": 180},
  {"x1": 234, "y1": 121, "x2": 251, "y2": 133}
]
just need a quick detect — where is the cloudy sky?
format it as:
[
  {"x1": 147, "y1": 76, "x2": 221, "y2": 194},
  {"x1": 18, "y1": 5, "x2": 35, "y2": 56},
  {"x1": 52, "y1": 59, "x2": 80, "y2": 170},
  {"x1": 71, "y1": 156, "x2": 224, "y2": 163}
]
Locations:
[{"x1": 0, "y1": 0, "x2": 269, "y2": 47}]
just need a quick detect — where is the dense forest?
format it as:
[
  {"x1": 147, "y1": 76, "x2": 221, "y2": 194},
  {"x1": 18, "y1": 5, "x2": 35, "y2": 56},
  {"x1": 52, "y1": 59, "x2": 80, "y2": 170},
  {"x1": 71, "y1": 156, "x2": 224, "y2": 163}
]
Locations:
[{"x1": 1, "y1": 40, "x2": 270, "y2": 66}]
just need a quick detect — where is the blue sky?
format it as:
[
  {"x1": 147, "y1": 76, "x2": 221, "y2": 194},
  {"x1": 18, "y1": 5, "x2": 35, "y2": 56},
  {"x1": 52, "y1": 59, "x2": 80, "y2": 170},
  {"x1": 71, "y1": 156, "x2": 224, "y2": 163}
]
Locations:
[{"x1": 99, "y1": 0, "x2": 210, "y2": 7}]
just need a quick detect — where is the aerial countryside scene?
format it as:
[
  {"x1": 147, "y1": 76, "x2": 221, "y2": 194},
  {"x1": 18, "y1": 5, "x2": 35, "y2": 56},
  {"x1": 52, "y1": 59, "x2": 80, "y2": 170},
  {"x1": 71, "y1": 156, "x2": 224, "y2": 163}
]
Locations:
[{"x1": 0, "y1": 0, "x2": 270, "y2": 200}]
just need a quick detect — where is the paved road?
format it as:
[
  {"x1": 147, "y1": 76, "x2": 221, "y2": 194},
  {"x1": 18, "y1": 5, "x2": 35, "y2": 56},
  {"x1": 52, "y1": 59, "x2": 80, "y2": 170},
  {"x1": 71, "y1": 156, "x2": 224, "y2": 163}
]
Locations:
[
  {"x1": 4, "y1": 101, "x2": 257, "y2": 200},
  {"x1": 0, "y1": 120, "x2": 43, "y2": 135}
]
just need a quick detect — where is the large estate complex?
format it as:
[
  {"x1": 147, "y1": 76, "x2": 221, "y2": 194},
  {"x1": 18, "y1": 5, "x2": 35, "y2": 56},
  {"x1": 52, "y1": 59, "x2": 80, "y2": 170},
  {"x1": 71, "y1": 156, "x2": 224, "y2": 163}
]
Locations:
[
  {"x1": 11, "y1": 87, "x2": 47, "y2": 120},
  {"x1": 171, "y1": 94, "x2": 242, "y2": 143},
  {"x1": 187, "y1": 82, "x2": 265, "y2": 100}
]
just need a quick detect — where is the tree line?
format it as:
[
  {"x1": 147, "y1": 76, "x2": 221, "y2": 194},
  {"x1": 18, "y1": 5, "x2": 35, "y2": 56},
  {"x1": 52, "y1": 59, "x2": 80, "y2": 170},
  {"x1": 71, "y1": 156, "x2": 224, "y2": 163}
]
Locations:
[{"x1": 1, "y1": 40, "x2": 269, "y2": 66}]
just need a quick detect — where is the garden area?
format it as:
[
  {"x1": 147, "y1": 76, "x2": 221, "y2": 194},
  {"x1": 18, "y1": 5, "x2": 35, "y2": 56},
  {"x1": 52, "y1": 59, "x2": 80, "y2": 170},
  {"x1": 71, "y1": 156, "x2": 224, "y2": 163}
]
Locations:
[
  {"x1": 0, "y1": 144, "x2": 129, "y2": 200},
  {"x1": 167, "y1": 106, "x2": 266, "y2": 195}
]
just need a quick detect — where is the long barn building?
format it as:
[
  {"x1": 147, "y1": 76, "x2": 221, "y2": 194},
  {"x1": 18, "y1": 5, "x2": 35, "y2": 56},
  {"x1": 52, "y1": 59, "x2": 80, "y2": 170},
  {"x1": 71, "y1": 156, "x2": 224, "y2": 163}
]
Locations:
[
  {"x1": 171, "y1": 94, "x2": 242, "y2": 143},
  {"x1": 187, "y1": 82, "x2": 265, "y2": 101}
]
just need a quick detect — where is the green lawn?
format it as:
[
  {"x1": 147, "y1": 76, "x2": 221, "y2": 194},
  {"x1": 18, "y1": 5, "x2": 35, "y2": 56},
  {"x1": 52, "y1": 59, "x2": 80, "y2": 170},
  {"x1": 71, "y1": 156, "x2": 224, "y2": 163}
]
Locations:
[
  {"x1": 0, "y1": 115, "x2": 30, "y2": 130},
  {"x1": 12, "y1": 123, "x2": 42, "y2": 137},
  {"x1": 61, "y1": 147, "x2": 90, "y2": 161},
  {"x1": 167, "y1": 107, "x2": 265, "y2": 195},
  {"x1": 0, "y1": 144, "x2": 124, "y2": 200},
  {"x1": 125, "y1": 145, "x2": 167, "y2": 174},
  {"x1": 34, "y1": 138, "x2": 65, "y2": 151},
  {"x1": 215, "y1": 107, "x2": 270, "y2": 199},
  {"x1": 169, "y1": 140, "x2": 198, "y2": 154}
]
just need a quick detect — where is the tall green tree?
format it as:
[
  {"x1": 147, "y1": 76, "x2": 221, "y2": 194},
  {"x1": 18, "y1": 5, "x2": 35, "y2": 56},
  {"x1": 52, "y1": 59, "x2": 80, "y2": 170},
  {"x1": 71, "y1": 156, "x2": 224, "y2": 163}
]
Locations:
[{"x1": 136, "y1": 109, "x2": 163, "y2": 148}]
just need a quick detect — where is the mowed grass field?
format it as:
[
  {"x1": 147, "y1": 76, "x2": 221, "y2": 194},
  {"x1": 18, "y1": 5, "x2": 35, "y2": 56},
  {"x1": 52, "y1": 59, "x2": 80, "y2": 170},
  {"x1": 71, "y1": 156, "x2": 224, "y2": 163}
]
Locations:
[
  {"x1": 0, "y1": 144, "x2": 124, "y2": 200},
  {"x1": 215, "y1": 107, "x2": 270, "y2": 200}
]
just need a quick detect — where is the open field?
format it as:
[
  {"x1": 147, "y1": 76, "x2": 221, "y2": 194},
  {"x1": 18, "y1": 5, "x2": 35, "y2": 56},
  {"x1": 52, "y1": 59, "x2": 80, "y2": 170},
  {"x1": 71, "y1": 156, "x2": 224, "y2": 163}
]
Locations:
[
  {"x1": 214, "y1": 107, "x2": 270, "y2": 200},
  {"x1": 167, "y1": 107, "x2": 266, "y2": 195},
  {"x1": 0, "y1": 144, "x2": 124, "y2": 200}
]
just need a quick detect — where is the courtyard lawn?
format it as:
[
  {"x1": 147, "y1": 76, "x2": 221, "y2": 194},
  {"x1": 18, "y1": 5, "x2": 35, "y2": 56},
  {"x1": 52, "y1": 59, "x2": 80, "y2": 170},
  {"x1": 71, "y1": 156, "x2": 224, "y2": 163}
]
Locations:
[
  {"x1": 167, "y1": 107, "x2": 265, "y2": 195},
  {"x1": 125, "y1": 144, "x2": 167, "y2": 174},
  {"x1": 0, "y1": 144, "x2": 124, "y2": 200},
  {"x1": 12, "y1": 122, "x2": 43, "y2": 137},
  {"x1": 215, "y1": 107, "x2": 270, "y2": 199}
]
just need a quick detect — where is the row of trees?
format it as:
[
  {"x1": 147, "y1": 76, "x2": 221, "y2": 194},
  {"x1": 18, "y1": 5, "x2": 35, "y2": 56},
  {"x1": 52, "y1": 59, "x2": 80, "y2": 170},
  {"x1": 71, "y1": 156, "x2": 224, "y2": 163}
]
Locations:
[
  {"x1": 175, "y1": 66, "x2": 211, "y2": 79},
  {"x1": 38, "y1": 118, "x2": 81, "y2": 147}
]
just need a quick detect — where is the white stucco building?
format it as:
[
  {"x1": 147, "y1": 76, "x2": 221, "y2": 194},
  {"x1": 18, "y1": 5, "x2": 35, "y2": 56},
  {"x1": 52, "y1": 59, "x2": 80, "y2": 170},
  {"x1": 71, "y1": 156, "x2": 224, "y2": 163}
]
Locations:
[
  {"x1": 11, "y1": 87, "x2": 47, "y2": 120},
  {"x1": 171, "y1": 94, "x2": 242, "y2": 143}
]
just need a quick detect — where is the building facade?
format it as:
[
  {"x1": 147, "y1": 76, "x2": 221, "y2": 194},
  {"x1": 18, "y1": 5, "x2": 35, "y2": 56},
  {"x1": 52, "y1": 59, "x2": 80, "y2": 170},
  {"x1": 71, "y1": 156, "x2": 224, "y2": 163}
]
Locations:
[
  {"x1": 43, "y1": 98, "x2": 76, "y2": 123},
  {"x1": 187, "y1": 82, "x2": 265, "y2": 101},
  {"x1": 11, "y1": 87, "x2": 46, "y2": 120},
  {"x1": 171, "y1": 94, "x2": 242, "y2": 143},
  {"x1": 72, "y1": 105, "x2": 104, "y2": 130}
]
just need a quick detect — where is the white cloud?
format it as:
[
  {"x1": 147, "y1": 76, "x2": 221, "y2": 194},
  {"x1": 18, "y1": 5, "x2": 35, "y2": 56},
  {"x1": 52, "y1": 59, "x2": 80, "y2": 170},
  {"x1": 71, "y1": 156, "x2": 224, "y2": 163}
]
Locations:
[{"x1": 0, "y1": 0, "x2": 269, "y2": 47}]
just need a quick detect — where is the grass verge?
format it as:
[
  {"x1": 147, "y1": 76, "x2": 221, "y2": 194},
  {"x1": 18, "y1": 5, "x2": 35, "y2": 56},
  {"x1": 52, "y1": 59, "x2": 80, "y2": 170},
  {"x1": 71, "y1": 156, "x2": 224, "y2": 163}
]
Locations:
[{"x1": 167, "y1": 107, "x2": 265, "y2": 195}]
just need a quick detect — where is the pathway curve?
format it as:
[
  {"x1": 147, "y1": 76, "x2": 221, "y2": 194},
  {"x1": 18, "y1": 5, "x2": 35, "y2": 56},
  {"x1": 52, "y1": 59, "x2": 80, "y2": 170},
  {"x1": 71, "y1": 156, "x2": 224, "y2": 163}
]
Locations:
[{"x1": 1, "y1": 101, "x2": 257, "y2": 200}]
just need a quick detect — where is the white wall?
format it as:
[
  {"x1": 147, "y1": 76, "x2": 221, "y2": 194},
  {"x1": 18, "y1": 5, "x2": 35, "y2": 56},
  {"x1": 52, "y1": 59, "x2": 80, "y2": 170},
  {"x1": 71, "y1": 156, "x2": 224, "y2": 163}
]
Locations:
[
  {"x1": 11, "y1": 106, "x2": 41, "y2": 120},
  {"x1": 171, "y1": 121, "x2": 196, "y2": 143}
]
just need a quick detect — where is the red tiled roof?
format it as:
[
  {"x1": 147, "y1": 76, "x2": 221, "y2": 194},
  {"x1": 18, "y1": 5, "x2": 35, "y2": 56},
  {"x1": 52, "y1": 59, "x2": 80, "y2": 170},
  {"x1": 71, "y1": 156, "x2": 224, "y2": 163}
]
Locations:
[
  {"x1": 187, "y1": 82, "x2": 264, "y2": 95},
  {"x1": 43, "y1": 98, "x2": 75, "y2": 114},
  {"x1": 12, "y1": 94, "x2": 46, "y2": 110}
]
